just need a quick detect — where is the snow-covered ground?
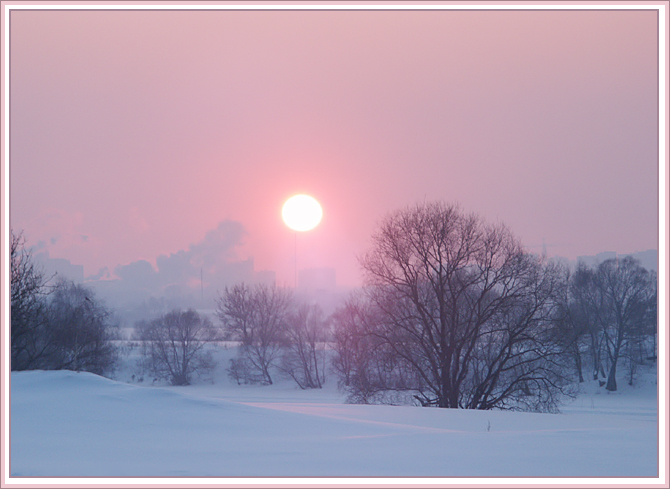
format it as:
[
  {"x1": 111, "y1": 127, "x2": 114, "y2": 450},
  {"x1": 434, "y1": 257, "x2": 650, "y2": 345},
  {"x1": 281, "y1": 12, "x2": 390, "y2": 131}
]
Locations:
[{"x1": 9, "y1": 343, "x2": 661, "y2": 482}]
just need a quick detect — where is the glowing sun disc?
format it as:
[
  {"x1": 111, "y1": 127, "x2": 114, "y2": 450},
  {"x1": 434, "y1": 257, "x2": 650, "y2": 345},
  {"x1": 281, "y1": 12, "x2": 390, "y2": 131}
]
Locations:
[{"x1": 282, "y1": 195, "x2": 323, "y2": 232}]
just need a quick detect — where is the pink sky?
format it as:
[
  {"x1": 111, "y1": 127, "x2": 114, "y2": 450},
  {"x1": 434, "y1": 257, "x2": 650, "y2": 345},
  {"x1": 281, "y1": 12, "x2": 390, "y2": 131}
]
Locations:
[{"x1": 8, "y1": 7, "x2": 660, "y2": 288}]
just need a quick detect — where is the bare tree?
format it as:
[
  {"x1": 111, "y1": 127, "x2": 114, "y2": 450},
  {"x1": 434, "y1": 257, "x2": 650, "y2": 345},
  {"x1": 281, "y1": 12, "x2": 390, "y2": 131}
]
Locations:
[
  {"x1": 570, "y1": 262, "x2": 610, "y2": 382},
  {"x1": 279, "y1": 303, "x2": 328, "y2": 389},
  {"x1": 349, "y1": 202, "x2": 572, "y2": 411},
  {"x1": 216, "y1": 283, "x2": 292, "y2": 385},
  {"x1": 46, "y1": 278, "x2": 119, "y2": 375},
  {"x1": 551, "y1": 258, "x2": 657, "y2": 390},
  {"x1": 11, "y1": 232, "x2": 119, "y2": 374},
  {"x1": 11, "y1": 231, "x2": 52, "y2": 370},
  {"x1": 331, "y1": 297, "x2": 368, "y2": 389},
  {"x1": 551, "y1": 264, "x2": 591, "y2": 383},
  {"x1": 592, "y1": 257, "x2": 656, "y2": 391},
  {"x1": 137, "y1": 309, "x2": 217, "y2": 386}
]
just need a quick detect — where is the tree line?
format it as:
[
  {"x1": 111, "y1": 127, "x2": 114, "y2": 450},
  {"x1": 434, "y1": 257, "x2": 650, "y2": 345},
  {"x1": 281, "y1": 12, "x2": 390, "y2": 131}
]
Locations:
[
  {"x1": 132, "y1": 284, "x2": 330, "y2": 389},
  {"x1": 9, "y1": 201, "x2": 658, "y2": 412}
]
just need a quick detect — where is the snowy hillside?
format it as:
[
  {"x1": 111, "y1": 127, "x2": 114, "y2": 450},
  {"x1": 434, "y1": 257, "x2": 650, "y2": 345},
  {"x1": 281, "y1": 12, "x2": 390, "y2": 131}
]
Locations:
[{"x1": 9, "y1": 344, "x2": 659, "y2": 480}]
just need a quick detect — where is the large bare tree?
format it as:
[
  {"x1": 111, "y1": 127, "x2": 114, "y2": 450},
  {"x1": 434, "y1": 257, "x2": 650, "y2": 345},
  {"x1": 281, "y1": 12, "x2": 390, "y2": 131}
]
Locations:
[{"x1": 350, "y1": 202, "x2": 571, "y2": 411}]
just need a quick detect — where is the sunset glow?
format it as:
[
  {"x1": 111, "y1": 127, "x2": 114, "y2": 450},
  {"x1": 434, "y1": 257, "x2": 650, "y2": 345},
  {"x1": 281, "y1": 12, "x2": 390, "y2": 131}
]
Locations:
[
  {"x1": 282, "y1": 195, "x2": 323, "y2": 232},
  {"x1": 6, "y1": 7, "x2": 660, "y2": 289}
]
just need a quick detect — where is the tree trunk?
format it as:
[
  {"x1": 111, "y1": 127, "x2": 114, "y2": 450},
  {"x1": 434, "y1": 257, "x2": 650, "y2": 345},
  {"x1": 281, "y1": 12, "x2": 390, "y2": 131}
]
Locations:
[
  {"x1": 628, "y1": 357, "x2": 635, "y2": 386},
  {"x1": 591, "y1": 338, "x2": 600, "y2": 380},
  {"x1": 264, "y1": 367, "x2": 273, "y2": 385},
  {"x1": 606, "y1": 362, "x2": 617, "y2": 392},
  {"x1": 575, "y1": 350, "x2": 584, "y2": 383}
]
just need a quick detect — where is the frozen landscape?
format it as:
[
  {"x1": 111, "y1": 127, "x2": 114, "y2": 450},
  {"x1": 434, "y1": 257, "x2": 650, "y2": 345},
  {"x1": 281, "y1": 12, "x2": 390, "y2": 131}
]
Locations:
[
  {"x1": 10, "y1": 344, "x2": 660, "y2": 480},
  {"x1": 6, "y1": 5, "x2": 664, "y2": 487}
]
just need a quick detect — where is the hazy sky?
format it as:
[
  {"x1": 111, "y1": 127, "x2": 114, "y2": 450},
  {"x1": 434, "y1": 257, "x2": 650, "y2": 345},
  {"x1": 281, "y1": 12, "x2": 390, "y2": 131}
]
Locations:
[{"x1": 9, "y1": 6, "x2": 660, "y2": 288}]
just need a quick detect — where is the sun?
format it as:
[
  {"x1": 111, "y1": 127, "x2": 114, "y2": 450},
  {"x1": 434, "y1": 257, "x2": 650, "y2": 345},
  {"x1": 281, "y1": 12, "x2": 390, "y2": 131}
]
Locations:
[{"x1": 282, "y1": 194, "x2": 323, "y2": 232}]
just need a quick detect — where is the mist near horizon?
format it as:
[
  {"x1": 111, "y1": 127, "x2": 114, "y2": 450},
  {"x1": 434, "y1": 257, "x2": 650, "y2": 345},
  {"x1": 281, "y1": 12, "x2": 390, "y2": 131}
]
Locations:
[{"x1": 25, "y1": 215, "x2": 658, "y2": 328}]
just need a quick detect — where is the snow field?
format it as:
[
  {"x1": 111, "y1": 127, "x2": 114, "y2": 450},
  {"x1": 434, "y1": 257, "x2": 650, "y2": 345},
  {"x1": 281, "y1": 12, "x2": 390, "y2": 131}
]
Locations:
[{"x1": 9, "y1": 342, "x2": 659, "y2": 478}]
